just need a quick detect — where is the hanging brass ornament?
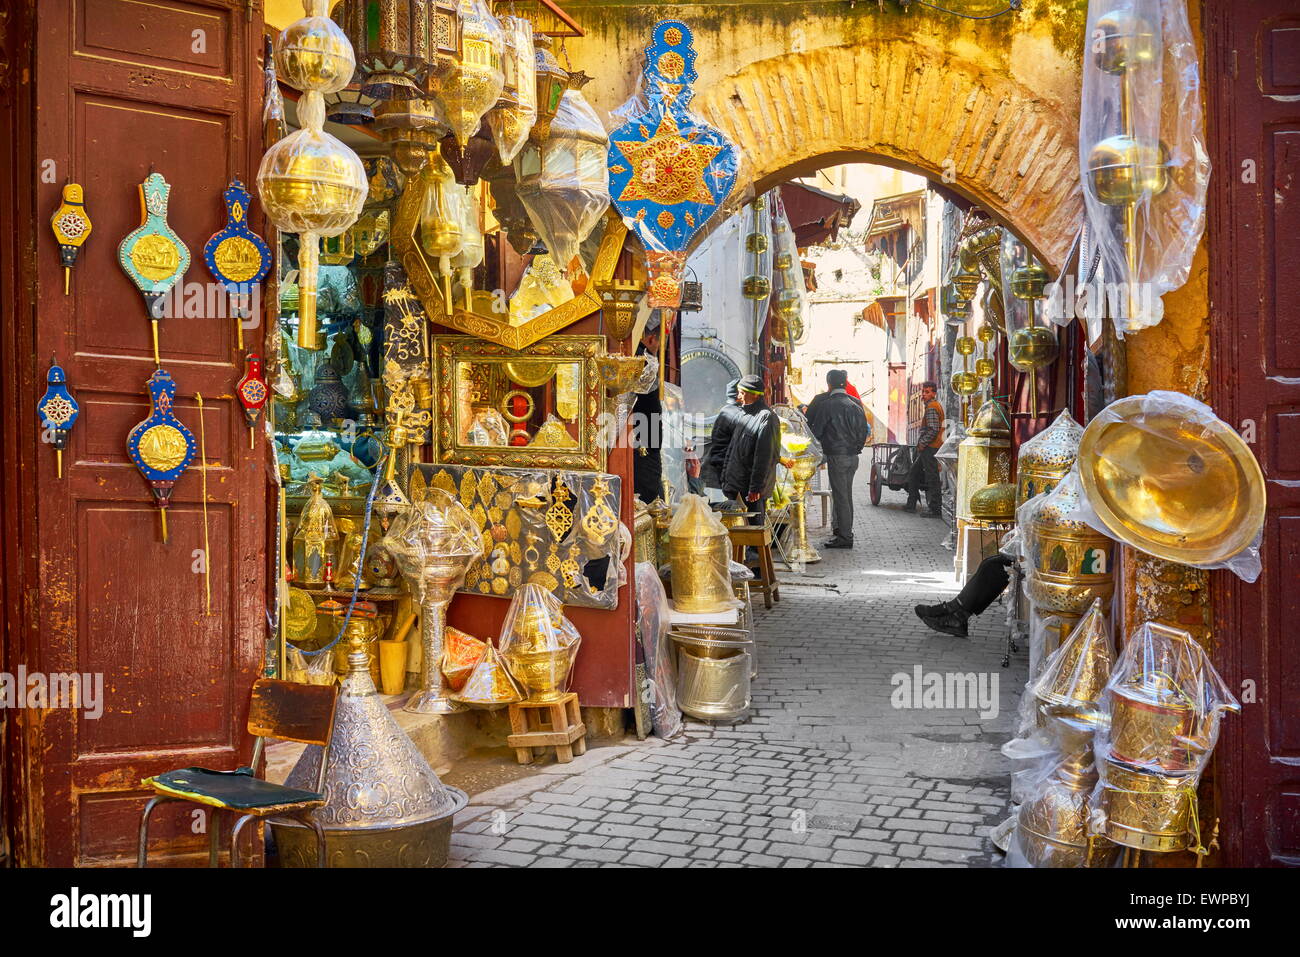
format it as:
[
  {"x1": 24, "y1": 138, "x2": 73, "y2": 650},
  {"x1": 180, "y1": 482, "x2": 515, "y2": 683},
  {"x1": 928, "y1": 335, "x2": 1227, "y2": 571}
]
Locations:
[
  {"x1": 1007, "y1": 261, "x2": 1058, "y2": 418},
  {"x1": 417, "y1": 151, "x2": 466, "y2": 304},
  {"x1": 37, "y1": 360, "x2": 80, "y2": 479},
  {"x1": 334, "y1": 0, "x2": 460, "y2": 102},
  {"x1": 236, "y1": 353, "x2": 270, "y2": 448},
  {"x1": 126, "y1": 368, "x2": 197, "y2": 544},
  {"x1": 530, "y1": 34, "x2": 569, "y2": 144},
  {"x1": 50, "y1": 183, "x2": 92, "y2": 296},
  {"x1": 117, "y1": 172, "x2": 190, "y2": 365},
  {"x1": 203, "y1": 179, "x2": 272, "y2": 353},
  {"x1": 373, "y1": 96, "x2": 450, "y2": 176},
  {"x1": 258, "y1": 0, "x2": 368, "y2": 350},
  {"x1": 486, "y1": 16, "x2": 537, "y2": 165}
]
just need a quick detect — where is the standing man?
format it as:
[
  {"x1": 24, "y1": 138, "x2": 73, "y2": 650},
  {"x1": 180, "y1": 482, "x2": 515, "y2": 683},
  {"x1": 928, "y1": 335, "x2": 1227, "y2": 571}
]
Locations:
[
  {"x1": 721, "y1": 375, "x2": 781, "y2": 525},
  {"x1": 806, "y1": 369, "x2": 872, "y2": 548},
  {"x1": 904, "y1": 380, "x2": 944, "y2": 517},
  {"x1": 703, "y1": 378, "x2": 743, "y2": 491},
  {"x1": 631, "y1": 316, "x2": 663, "y2": 503}
]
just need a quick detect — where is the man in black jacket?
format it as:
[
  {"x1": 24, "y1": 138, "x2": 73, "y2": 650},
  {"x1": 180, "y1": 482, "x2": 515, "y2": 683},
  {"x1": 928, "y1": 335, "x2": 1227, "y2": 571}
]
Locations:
[
  {"x1": 805, "y1": 369, "x2": 872, "y2": 548},
  {"x1": 721, "y1": 375, "x2": 781, "y2": 525},
  {"x1": 631, "y1": 318, "x2": 663, "y2": 503},
  {"x1": 703, "y1": 378, "x2": 743, "y2": 491}
]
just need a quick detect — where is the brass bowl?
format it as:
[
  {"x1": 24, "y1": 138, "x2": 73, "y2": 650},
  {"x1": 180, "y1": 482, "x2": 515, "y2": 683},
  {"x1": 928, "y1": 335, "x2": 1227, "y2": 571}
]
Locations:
[
  {"x1": 1078, "y1": 397, "x2": 1265, "y2": 565},
  {"x1": 504, "y1": 646, "x2": 575, "y2": 702}
]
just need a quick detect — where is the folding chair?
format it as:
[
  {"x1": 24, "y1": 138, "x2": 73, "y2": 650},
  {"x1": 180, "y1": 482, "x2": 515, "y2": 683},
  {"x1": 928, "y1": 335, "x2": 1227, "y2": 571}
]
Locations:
[{"x1": 137, "y1": 678, "x2": 339, "y2": 868}]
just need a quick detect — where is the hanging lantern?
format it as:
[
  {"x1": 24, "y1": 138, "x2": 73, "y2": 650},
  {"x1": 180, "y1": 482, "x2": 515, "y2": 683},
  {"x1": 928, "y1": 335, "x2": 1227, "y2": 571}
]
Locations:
[
  {"x1": 485, "y1": 162, "x2": 539, "y2": 255},
  {"x1": 324, "y1": 81, "x2": 377, "y2": 125},
  {"x1": 418, "y1": 150, "x2": 466, "y2": 305},
  {"x1": 1007, "y1": 261, "x2": 1059, "y2": 418},
  {"x1": 435, "y1": 0, "x2": 505, "y2": 149},
  {"x1": 334, "y1": 0, "x2": 460, "y2": 101},
  {"x1": 259, "y1": 0, "x2": 368, "y2": 350},
  {"x1": 451, "y1": 187, "x2": 484, "y2": 311},
  {"x1": 486, "y1": 16, "x2": 538, "y2": 165},
  {"x1": 439, "y1": 125, "x2": 498, "y2": 186},
  {"x1": 372, "y1": 96, "x2": 449, "y2": 176},
  {"x1": 515, "y1": 74, "x2": 610, "y2": 272},
  {"x1": 530, "y1": 34, "x2": 569, "y2": 143}
]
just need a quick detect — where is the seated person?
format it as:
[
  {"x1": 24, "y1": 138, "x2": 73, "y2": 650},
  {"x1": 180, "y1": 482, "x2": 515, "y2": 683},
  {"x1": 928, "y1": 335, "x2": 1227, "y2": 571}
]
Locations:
[{"x1": 914, "y1": 552, "x2": 1014, "y2": 638}]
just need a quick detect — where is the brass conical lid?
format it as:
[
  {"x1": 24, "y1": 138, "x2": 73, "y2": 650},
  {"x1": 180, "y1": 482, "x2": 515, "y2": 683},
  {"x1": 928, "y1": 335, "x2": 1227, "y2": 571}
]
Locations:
[
  {"x1": 284, "y1": 633, "x2": 457, "y2": 829},
  {"x1": 1033, "y1": 598, "x2": 1113, "y2": 718},
  {"x1": 967, "y1": 399, "x2": 1011, "y2": 439},
  {"x1": 448, "y1": 643, "x2": 523, "y2": 707}
]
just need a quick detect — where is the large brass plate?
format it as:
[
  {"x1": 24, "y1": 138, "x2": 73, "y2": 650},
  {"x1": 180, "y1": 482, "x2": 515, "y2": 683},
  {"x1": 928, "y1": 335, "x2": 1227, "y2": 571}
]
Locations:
[{"x1": 1077, "y1": 397, "x2": 1265, "y2": 565}]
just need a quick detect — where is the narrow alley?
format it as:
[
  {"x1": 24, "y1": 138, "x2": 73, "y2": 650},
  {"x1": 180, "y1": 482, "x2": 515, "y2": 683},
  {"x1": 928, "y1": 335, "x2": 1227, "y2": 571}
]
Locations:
[{"x1": 447, "y1": 469, "x2": 1028, "y2": 867}]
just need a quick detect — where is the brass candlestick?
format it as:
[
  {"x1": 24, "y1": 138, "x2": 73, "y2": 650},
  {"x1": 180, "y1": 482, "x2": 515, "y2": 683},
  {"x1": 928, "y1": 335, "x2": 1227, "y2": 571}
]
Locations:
[
  {"x1": 786, "y1": 452, "x2": 821, "y2": 565},
  {"x1": 1007, "y1": 262, "x2": 1057, "y2": 419}
]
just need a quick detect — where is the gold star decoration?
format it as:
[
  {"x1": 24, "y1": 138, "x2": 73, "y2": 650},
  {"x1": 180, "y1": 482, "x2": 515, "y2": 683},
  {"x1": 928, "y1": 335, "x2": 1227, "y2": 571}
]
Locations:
[{"x1": 615, "y1": 111, "x2": 722, "y2": 208}]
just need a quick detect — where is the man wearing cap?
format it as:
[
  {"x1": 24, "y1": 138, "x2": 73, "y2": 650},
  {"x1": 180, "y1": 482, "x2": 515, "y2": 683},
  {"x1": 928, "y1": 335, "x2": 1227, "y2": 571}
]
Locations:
[
  {"x1": 703, "y1": 378, "x2": 744, "y2": 492},
  {"x1": 721, "y1": 375, "x2": 781, "y2": 525},
  {"x1": 905, "y1": 380, "x2": 945, "y2": 517},
  {"x1": 805, "y1": 369, "x2": 872, "y2": 548}
]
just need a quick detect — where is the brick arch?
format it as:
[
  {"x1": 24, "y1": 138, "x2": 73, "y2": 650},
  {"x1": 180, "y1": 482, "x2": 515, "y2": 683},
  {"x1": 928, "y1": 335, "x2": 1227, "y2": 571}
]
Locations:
[{"x1": 691, "y1": 40, "x2": 1081, "y2": 268}]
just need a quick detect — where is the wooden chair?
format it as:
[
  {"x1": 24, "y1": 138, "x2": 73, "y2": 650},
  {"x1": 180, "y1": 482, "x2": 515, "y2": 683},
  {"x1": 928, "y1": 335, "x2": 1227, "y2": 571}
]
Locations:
[
  {"x1": 137, "y1": 678, "x2": 339, "y2": 868},
  {"x1": 729, "y1": 523, "x2": 780, "y2": 609}
]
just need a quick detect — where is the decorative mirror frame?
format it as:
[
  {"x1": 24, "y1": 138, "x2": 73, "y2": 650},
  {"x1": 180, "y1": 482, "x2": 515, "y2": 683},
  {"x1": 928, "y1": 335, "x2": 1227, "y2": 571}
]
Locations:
[
  {"x1": 392, "y1": 180, "x2": 629, "y2": 349},
  {"x1": 431, "y1": 334, "x2": 608, "y2": 471}
]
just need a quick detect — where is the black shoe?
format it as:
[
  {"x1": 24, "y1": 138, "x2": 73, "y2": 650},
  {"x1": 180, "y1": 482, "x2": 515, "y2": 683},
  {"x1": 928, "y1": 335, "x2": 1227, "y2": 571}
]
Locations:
[
  {"x1": 915, "y1": 600, "x2": 969, "y2": 638},
  {"x1": 913, "y1": 601, "x2": 947, "y2": 617},
  {"x1": 901, "y1": 503, "x2": 918, "y2": 513},
  {"x1": 823, "y1": 538, "x2": 852, "y2": 549}
]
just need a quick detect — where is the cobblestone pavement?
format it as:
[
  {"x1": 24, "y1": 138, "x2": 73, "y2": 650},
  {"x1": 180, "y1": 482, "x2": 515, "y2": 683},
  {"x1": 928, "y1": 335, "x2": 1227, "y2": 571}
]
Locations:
[{"x1": 448, "y1": 464, "x2": 1028, "y2": 867}]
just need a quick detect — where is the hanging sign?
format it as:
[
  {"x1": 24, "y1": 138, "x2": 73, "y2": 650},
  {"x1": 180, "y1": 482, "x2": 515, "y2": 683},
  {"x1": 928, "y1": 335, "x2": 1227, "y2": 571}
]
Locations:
[{"x1": 607, "y1": 20, "x2": 740, "y2": 308}]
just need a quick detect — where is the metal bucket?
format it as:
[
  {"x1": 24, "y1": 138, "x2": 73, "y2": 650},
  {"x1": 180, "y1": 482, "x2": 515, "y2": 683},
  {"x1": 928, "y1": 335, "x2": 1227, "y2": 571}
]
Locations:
[
  {"x1": 668, "y1": 534, "x2": 734, "y2": 613},
  {"x1": 677, "y1": 646, "x2": 750, "y2": 721}
]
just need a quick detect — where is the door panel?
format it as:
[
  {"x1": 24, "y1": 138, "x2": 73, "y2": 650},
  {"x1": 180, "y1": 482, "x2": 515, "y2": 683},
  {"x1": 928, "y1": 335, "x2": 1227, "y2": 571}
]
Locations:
[
  {"x1": 19, "y1": 0, "x2": 267, "y2": 866},
  {"x1": 1207, "y1": 0, "x2": 1300, "y2": 866}
]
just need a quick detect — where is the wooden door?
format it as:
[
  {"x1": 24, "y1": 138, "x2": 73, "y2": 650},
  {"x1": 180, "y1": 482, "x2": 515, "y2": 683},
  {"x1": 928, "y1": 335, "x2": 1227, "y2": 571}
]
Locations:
[
  {"x1": 1207, "y1": 0, "x2": 1300, "y2": 866},
  {"x1": 5, "y1": 0, "x2": 268, "y2": 866}
]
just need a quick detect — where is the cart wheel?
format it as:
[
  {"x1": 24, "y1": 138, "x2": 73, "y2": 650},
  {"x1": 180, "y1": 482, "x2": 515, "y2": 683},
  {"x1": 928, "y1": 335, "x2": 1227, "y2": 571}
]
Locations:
[{"x1": 869, "y1": 465, "x2": 883, "y2": 506}]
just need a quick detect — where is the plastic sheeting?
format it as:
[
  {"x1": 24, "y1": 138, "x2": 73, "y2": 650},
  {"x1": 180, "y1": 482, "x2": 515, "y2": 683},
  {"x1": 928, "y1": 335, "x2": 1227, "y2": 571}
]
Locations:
[
  {"x1": 635, "y1": 561, "x2": 683, "y2": 739},
  {"x1": 1079, "y1": 0, "x2": 1209, "y2": 333}
]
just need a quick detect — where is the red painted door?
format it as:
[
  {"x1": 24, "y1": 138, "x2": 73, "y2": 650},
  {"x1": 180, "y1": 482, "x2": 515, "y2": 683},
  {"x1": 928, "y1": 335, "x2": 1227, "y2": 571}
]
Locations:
[
  {"x1": 1207, "y1": 0, "x2": 1300, "y2": 866},
  {"x1": 6, "y1": 0, "x2": 268, "y2": 866}
]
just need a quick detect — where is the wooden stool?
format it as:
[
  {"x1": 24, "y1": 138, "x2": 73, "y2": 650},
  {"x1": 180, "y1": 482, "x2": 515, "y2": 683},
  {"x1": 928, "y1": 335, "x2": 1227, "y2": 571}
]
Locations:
[
  {"x1": 810, "y1": 489, "x2": 832, "y2": 527},
  {"x1": 729, "y1": 524, "x2": 780, "y2": 610},
  {"x1": 507, "y1": 693, "x2": 587, "y2": 765}
]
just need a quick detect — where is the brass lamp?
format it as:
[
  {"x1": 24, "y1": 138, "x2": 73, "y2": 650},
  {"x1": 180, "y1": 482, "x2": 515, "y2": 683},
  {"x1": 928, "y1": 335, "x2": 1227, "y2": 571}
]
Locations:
[
  {"x1": 435, "y1": 0, "x2": 504, "y2": 149},
  {"x1": 530, "y1": 34, "x2": 569, "y2": 143},
  {"x1": 594, "y1": 278, "x2": 647, "y2": 341},
  {"x1": 955, "y1": 399, "x2": 1011, "y2": 525},
  {"x1": 1016, "y1": 409, "x2": 1083, "y2": 510},
  {"x1": 372, "y1": 97, "x2": 449, "y2": 176},
  {"x1": 389, "y1": 487, "x2": 483, "y2": 714},
  {"x1": 1007, "y1": 261, "x2": 1058, "y2": 418},
  {"x1": 786, "y1": 446, "x2": 821, "y2": 565},
  {"x1": 486, "y1": 15, "x2": 537, "y2": 164},
  {"x1": 334, "y1": 0, "x2": 460, "y2": 100},
  {"x1": 417, "y1": 150, "x2": 466, "y2": 304},
  {"x1": 950, "y1": 335, "x2": 981, "y2": 426}
]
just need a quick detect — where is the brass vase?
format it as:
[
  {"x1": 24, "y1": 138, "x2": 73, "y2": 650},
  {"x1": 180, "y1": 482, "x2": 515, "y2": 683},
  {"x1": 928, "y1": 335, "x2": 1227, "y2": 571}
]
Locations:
[{"x1": 786, "y1": 452, "x2": 821, "y2": 565}]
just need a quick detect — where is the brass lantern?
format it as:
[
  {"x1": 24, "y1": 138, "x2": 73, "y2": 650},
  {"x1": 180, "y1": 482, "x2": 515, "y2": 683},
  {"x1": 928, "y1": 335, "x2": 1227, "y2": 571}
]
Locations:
[
  {"x1": 955, "y1": 399, "x2": 1011, "y2": 524},
  {"x1": 436, "y1": 0, "x2": 505, "y2": 149},
  {"x1": 515, "y1": 74, "x2": 611, "y2": 271},
  {"x1": 417, "y1": 150, "x2": 466, "y2": 304},
  {"x1": 1007, "y1": 261, "x2": 1058, "y2": 418},
  {"x1": 486, "y1": 15, "x2": 537, "y2": 164},
  {"x1": 594, "y1": 277, "x2": 647, "y2": 341},
  {"x1": 530, "y1": 34, "x2": 569, "y2": 143},
  {"x1": 372, "y1": 97, "x2": 449, "y2": 176},
  {"x1": 1016, "y1": 409, "x2": 1083, "y2": 510},
  {"x1": 260, "y1": 0, "x2": 369, "y2": 349},
  {"x1": 334, "y1": 0, "x2": 460, "y2": 101}
]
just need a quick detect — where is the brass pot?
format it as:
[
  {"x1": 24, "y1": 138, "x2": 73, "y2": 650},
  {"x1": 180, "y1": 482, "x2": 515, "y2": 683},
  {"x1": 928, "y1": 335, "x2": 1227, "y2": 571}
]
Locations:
[
  {"x1": 1098, "y1": 760, "x2": 1194, "y2": 853},
  {"x1": 1107, "y1": 678, "x2": 1198, "y2": 772},
  {"x1": 677, "y1": 646, "x2": 750, "y2": 721},
  {"x1": 1017, "y1": 764, "x2": 1118, "y2": 868},
  {"x1": 1026, "y1": 480, "x2": 1114, "y2": 618},
  {"x1": 504, "y1": 645, "x2": 576, "y2": 702},
  {"x1": 668, "y1": 530, "x2": 734, "y2": 614}
]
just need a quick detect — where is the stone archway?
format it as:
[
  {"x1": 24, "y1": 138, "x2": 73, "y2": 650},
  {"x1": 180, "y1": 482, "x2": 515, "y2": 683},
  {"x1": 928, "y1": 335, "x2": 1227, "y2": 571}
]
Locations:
[{"x1": 689, "y1": 40, "x2": 1082, "y2": 269}]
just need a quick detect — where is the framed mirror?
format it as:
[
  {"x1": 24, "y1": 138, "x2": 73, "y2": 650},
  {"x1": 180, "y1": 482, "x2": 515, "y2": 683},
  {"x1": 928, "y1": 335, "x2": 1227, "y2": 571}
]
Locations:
[
  {"x1": 392, "y1": 172, "x2": 628, "y2": 350},
  {"x1": 431, "y1": 335, "x2": 607, "y2": 471}
]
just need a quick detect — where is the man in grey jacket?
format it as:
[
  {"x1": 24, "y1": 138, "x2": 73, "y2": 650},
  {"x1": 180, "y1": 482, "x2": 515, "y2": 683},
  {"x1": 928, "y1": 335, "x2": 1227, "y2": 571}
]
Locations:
[{"x1": 805, "y1": 369, "x2": 872, "y2": 548}]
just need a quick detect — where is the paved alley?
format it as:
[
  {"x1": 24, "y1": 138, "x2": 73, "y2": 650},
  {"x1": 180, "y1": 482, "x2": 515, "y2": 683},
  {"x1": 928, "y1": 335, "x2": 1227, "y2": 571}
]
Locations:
[{"x1": 447, "y1": 465, "x2": 1028, "y2": 867}]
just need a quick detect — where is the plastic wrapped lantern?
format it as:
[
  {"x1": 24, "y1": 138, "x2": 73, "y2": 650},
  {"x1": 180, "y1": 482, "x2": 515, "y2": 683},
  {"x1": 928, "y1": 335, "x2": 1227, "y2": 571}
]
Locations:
[
  {"x1": 516, "y1": 75, "x2": 610, "y2": 272},
  {"x1": 486, "y1": 16, "x2": 537, "y2": 165},
  {"x1": 259, "y1": 0, "x2": 368, "y2": 350},
  {"x1": 498, "y1": 585, "x2": 581, "y2": 703},
  {"x1": 450, "y1": 186, "x2": 484, "y2": 311},
  {"x1": 530, "y1": 34, "x2": 569, "y2": 144},
  {"x1": 418, "y1": 149, "x2": 466, "y2": 305},
  {"x1": 436, "y1": 0, "x2": 504, "y2": 149}
]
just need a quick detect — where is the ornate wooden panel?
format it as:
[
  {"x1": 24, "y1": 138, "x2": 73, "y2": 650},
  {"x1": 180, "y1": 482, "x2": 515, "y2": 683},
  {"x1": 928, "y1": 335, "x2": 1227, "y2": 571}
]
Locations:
[
  {"x1": 1208, "y1": 0, "x2": 1300, "y2": 866},
  {"x1": 7, "y1": 0, "x2": 267, "y2": 866}
]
